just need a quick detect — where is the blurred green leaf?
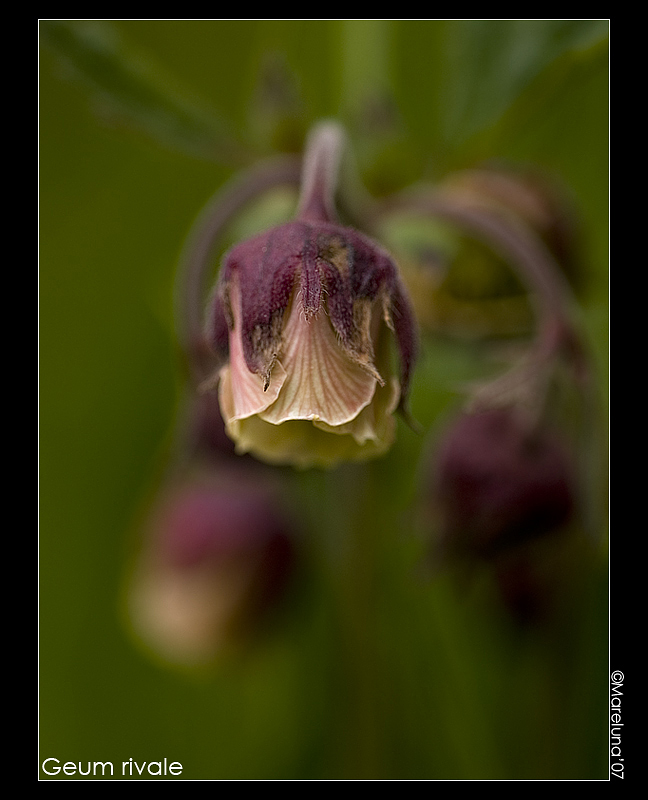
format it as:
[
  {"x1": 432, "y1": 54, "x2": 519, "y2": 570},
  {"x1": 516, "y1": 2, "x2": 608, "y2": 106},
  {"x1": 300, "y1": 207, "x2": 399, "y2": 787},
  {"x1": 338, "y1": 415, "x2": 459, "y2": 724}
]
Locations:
[
  {"x1": 40, "y1": 20, "x2": 253, "y2": 165},
  {"x1": 393, "y1": 20, "x2": 608, "y2": 174},
  {"x1": 439, "y1": 20, "x2": 609, "y2": 149}
]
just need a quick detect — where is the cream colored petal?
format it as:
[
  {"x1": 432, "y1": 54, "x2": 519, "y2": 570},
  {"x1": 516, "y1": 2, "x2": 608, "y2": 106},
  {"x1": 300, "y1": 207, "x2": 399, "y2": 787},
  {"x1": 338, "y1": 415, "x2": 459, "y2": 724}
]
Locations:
[
  {"x1": 314, "y1": 374, "x2": 400, "y2": 445},
  {"x1": 259, "y1": 300, "x2": 377, "y2": 427},
  {"x1": 313, "y1": 318, "x2": 401, "y2": 446},
  {"x1": 217, "y1": 362, "x2": 236, "y2": 426},
  {"x1": 219, "y1": 278, "x2": 287, "y2": 424},
  {"x1": 227, "y1": 414, "x2": 393, "y2": 469}
]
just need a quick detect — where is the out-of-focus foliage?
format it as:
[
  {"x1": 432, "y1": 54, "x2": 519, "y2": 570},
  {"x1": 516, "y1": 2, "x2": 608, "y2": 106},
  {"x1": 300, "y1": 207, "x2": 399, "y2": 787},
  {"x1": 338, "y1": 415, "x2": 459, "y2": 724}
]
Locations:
[{"x1": 39, "y1": 20, "x2": 609, "y2": 780}]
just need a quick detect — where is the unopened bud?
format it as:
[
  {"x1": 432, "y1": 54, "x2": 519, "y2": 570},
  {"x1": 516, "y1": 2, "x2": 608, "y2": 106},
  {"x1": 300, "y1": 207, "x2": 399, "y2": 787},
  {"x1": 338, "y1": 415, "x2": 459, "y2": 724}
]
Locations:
[
  {"x1": 129, "y1": 476, "x2": 295, "y2": 665},
  {"x1": 433, "y1": 407, "x2": 574, "y2": 561}
]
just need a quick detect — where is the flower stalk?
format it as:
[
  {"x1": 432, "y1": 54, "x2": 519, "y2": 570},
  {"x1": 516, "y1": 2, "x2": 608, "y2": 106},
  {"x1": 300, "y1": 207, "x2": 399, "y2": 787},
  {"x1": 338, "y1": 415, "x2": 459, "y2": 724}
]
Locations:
[{"x1": 296, "y1": 122, "x2": 346, "y2": 224}]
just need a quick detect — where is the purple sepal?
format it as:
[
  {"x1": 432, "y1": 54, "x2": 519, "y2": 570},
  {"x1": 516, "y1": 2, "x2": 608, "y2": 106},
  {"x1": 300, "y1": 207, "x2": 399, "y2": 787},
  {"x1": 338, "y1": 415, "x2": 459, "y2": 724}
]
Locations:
[{"x1": 210, "y1": 218, "x2": 418, "y2": 409}]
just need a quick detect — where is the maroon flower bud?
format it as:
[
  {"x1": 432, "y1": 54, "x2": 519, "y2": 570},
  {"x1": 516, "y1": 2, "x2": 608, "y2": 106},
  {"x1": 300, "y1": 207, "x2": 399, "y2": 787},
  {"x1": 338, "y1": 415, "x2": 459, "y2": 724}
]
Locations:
[
  {"x1": 433, "y1": 407, "x2": 575, "y2": 560},
  {"x1": 129, "y1": 476, "x2": 295, "y2": 664},
  {"x1": 203, "y1": 123, "x2": 417, "y2": 469}
]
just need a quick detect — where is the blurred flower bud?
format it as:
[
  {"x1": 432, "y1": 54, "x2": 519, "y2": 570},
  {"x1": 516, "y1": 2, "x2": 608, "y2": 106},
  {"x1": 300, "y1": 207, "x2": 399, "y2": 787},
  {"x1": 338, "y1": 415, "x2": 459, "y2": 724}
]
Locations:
[
  {"x1": 207, "y1": 219, "x2": 417, "y2": 468},
  {"x1": 433, "y1": 407, "x2": 575, "y2": 561},
  {"x1": 129, "y1": 476, "x2": 295, "y2": 665}
]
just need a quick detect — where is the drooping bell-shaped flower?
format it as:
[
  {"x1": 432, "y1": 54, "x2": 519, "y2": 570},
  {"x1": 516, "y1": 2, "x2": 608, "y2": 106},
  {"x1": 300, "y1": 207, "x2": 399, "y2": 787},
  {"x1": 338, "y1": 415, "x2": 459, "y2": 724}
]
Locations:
[{"x1": 206, "y1": 123, "x2": 417, "y2": 468}]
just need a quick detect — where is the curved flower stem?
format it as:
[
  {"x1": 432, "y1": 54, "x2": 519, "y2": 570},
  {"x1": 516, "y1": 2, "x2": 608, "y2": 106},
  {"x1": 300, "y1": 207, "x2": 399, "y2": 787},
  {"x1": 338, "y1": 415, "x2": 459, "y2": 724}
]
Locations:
[
  {"x1": 175, "y1": 155, "x2": 302, "y2": 384},
  {"x1": 296, "y1": 121, "x2": 347, "y2": 224},
  {"x1": 379, "y1": 188, "x2": 604, "y2": 538},
  {"x1": 377, "y1": 189, "x2": 590, "y2": 385}
]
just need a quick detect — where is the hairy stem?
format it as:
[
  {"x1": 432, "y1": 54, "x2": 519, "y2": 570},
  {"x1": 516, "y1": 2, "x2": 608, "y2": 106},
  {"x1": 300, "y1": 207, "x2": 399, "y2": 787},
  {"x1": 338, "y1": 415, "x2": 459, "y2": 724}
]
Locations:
[{"x1": 296, "y1": 121, "x2": 347, "y2": 224}]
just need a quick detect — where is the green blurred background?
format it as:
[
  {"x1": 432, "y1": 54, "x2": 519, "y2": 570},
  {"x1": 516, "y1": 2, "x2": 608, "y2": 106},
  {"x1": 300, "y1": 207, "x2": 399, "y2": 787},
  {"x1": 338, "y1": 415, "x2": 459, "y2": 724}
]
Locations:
[{"x1": 39, "y1": 20, "x2": 609, "y2": 780}]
